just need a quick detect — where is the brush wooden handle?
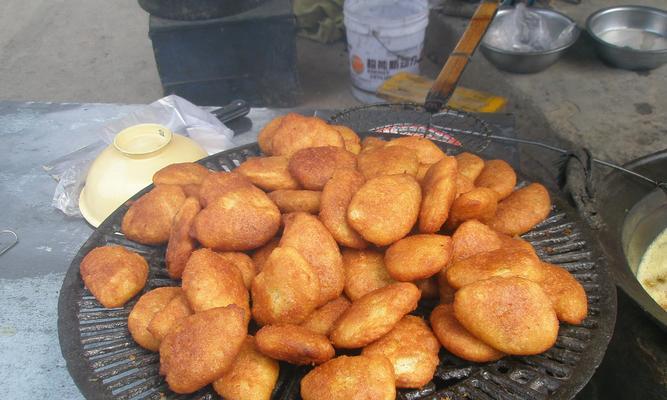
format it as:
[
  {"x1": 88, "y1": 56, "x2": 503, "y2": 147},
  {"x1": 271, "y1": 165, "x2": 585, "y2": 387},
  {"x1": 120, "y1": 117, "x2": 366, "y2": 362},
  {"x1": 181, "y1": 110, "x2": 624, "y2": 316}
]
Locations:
[{"x1": 425, "y1": 0, "x2": 499, "y2": 112}]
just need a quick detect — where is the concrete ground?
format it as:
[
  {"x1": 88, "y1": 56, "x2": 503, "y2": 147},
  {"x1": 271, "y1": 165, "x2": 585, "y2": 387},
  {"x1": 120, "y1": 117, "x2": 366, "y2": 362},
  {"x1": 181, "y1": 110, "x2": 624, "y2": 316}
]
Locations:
[{"x1": 0, "y1": 0, "x2": 665, "y2": 165}]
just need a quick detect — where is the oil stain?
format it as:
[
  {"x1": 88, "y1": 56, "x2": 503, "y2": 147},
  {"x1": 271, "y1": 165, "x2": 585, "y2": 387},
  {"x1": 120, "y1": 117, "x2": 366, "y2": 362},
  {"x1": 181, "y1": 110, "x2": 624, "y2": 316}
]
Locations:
[{"x1": 634, "y1": 103, "x2": 653, "y2": 115}]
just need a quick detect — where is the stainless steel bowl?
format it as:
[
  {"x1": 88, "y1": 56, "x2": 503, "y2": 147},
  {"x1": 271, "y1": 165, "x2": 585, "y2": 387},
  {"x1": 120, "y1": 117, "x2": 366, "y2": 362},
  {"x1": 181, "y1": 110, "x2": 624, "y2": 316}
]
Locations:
[
  {"x1": 480, "y1": 8, "x2": 580, "y2": 74},
  {"x1": 587, "y1": 6, "x2": 667, "y2": 70}
]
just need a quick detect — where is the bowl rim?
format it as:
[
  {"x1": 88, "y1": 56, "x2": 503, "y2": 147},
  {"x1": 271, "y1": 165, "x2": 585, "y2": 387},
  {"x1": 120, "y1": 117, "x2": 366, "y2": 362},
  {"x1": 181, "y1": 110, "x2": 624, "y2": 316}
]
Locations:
[
  {"x1": 585, "y1": 5, "x2": 667, "y2": 55},
  {"x1": 481, "y1": 6, "x2": 581, "y2": 56}
]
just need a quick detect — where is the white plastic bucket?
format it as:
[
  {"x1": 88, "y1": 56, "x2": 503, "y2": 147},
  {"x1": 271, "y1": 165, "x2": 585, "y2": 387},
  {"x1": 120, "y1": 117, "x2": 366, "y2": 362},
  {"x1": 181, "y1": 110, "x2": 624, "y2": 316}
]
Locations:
[{"x1": 344, "y1": 0, "x2": 429, "y2": 100}]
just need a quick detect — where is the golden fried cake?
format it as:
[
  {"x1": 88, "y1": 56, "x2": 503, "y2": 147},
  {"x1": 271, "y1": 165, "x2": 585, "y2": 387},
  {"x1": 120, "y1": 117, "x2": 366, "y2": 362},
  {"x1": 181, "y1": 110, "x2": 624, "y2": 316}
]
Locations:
[
  {"x1": 454, "y1": 152, "x2": 485, "y2": 182},
  {"x1": 251, "y1": 247, "x2": 320, "y2": 325},
  {"x1": 342, "y1": 248, "x2": 396, "y2": 301},
  {"x1": 430, "y1": 303, "x2": 505, "y2": 362},
  {"x1": 332, "y1": 125, "x2": 361, "y2": 154},
  {"x1": 319, "y1": 169, "x2": 368, "y2": 249},
  {"x1": 347, "y1": 174, "x2": 422, "y2": 246},
  {"x1": 450, "y1": 219, "x2": 502, "y2": 262},
  {"x1": 147, "y1": 291, "x2": 193, "y2": 342},
  {"x1": 300, "y1": 355, "x2": 396, "y2": 400},
  {"x1": 165, "y1": 197, "x2": 200, "y2": 279},
  {"x1": 300, "y1": 296, "x2": 351, "y2": 336},
  {"x1": 385, "y1": 234, "x2": 452, "y2": 281},
  {"x1": 268, "y1": 190, "x2": 321, "y2": 214},
  {"x1": 357, "y1": 145, "x2": 419, "y2": 180},
  {"x1": 384, "y1": 136, "x2": 446, "y2": 165},
  {"x1": 236, "y1": 156, "x2": 300, "y2": 191},
  {"x1": 258, "y1": 115, "x2": 284, "y2": 155},
  {"x1": 418, "y1": 156, "x2": 458, "y2": 233},
  {"x1": 475, "y1": 159, "x2": 517, "y2": 200},
  {"x1": 287, "y1": 146, "x2": 357, "y2": 190},
  {"x1": 159, "y1": 305, "x2": 247, "y2": 394},
  {"x1": 215, "y1": 251, "x2": 257, "y2": 289},
  {"x1": 455, "y1": 173, "x2": 475, "y2": 197},
  {"x1": 280, "y1": 212, "x2": 344, "y2": 306},
  {"x1": 270, "y1": 113, "x2": 344, "y2": 157},
  {"x1": 152, "y1": 162, "x2": 210, "y2": 198},
  {"x1": 539, "y1": 263, "x2": 588, "y2": 325},
  {"x1": 80, "y1": 245, "x2": 148, "y2": 308},
  {"x1": 454, "y1": 277, "x2": 558, "y2": 355},
  {"x1": 362, "y1": 315, "x2": 440, "y2": 388},
  {"x1": 193, "y1": 185, "x2": 281, "y2": 251},
  {"x1": 251, "y1": 237, "x2": 280, "y2": 273},
  {"x1": 446, "y1": 247, "x2": 544, "y2": 289},
  {"x1": 330, "y1": 282, "x2": 421, "y2": 348},
  {"x1": 128, "y1": 287, "x2": 182, "y2": 351},
  {"x1": 445, "y1": 187, "x2": 499, "y2": 229},
  {"x1": 213, "y1": 336, "x2": 279, "y2": 400},
  {"x1": 181, "y1": 249, "x2": 250, "y2": 319},
  {"x1": 198, "y1": 171, "x2": 253, "y2": 208},
  {"x1": 360, "y1": 136, "x2": 387, "y2": 152},
  {"x1": 486, "y1": 183, "x2": 551, "y2": 236},
  {"x1": 121, "y1": 185, "x2": 186, "y2": 245},
  {"x1": 255, "y1": 324, "x2": 335, "y2": 365}
]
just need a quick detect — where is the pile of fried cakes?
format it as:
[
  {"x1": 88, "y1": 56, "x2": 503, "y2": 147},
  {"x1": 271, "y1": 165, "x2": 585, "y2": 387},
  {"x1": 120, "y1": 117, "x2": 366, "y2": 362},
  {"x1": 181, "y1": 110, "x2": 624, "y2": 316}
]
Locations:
[{"x1": 79, "y1": 113, "x2": 588, "y2": 400}]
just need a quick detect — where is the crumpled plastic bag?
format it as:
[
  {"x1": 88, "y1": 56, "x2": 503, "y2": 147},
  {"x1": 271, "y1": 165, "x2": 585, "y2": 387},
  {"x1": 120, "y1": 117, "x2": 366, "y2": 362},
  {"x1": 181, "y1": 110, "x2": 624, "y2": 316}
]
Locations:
[
  {"x1": 43, "y1": 94, "x2": 235, "y2": 217},
  {"x1": 483, "y1": 4, "x2": 576, "y2": 52}
]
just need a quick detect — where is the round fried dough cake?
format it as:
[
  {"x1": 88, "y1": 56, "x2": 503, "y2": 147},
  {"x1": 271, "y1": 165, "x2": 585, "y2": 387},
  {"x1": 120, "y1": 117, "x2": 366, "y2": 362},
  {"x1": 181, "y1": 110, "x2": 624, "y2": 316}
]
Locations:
[
  {"x1": 445, "y1": 187, "x2": 499, "y2": 229},
  {"x1": 357, "y1": 145, "x2": 419, "y2": 180},
  {"x1": 300, "y1": 296, "x2": 351, "y2": 336},
  {"x1": 152, "y1": 162, "x2": 210, "y2": 197},
  {"x1": 450, "y1": 219, "x2": 502, "y2": 262},
  {"x1": 361, "y1": 136, "x2": 387, "y2": 152},
  {"x1": 330, "y1": 282, "x2": 421, "y2": 349},
  {"x1": 454, "y1": 277, "x2": 559, "y2": 355},
  {"x1": 446, "y1": 247, "x2": 544, "y2": 289},
  {"x1": 255, "y1": 324, "x2": 335, "y2": 365},
  {"x1": 362, "y1": 315, "x2": 440, "y2": 388},
  {"x1": 539, "y1": 263, "x2": 588, "y2": 325},
  {"x1": 456, "y1": 173, "x2": 475, "y2": 197},
  {"x1": 320, "y1": 169, "x2": 368, "y2": 249},
  {"x1": 430, "y1": 304, "x2": 505, "y2": 363},
  {"x1": 193, "y1": 184, "x2": 280, "y2": 251},
  {"x1": 165, "y1": 197, "x2": 200, "y2": 279},
  {"x1": 198, "y1": 171, "x2": 253, "y2": 208},
  {"x1": 475, "y1": 159, "x2": 517, "y2": 200},
  {"x1": 332, "y1": 125, "x2": 361, "y2": 154},
  {"x1": 342, "y1": 248, "x2": 396, "y2": 301},
  {"x1": 347, "y1": 174, "x2": 422, "y2": 246},
  {"x1": 300, "y1": 355, "x2": 396, "y2": 400},
  {"x1": 80, "y1": 246, "x2": 148, "y2": 308},
  {"x1": 270, "y1": 113, "x2": 344, "y2": 157},
  {"x1": 486, "y1": 183, "x2": 551, "y2": 236},
  {"x1": 385, "y1": 234, "x2": 452, "y2": 281},
  {"x1": 280, "y1": 212, "x2": 344, "y2": 306},
  {"x1": 268, "y1": 189, "x2": 321, "y2": 214},
  {"x1": 419, "y1": 156, "x2": 458, "y2": 233},
  {"x1": 215, "y1": 251, "x2": 256, "y2": 289},
  {"x1": 454, "y1": 152, "x2": 485, "y2": 182},
  {"x1": 258, "y1": 115, "x2": 284, "y2": 155},
  {"x1": 251, "y1": 247, "x2": 320, "y2": 325},
  {"x1": 251, "y1": 237, "x2": 280, "y2": 273},
  {"x1": 181, "y1": 249, "x2": 250, "y2": 319},
  {"x1": 147, "y1": 291, "x2": 193, "y2": 343},
  {"x1": 213, "y1": 336, "x2": 279, "y2": 400},
  {"x1": 128, "y1": 287, "x2": 182, "y2": 351},
  {"x1": 384, "y1": 136, "x2": 446, "y2": 165},
  {"x1": 287, "y1": 146, "x2": 357, "y2": 190},
  {"x1": 159, "y1": 305, "x2": 247, "y2": 394},
  {"x1": 236, "y1": 156, "x2": 300, "y2": 191},
  {"x1": 121, "y1": 185, "x2": 186, "y2": 245}
]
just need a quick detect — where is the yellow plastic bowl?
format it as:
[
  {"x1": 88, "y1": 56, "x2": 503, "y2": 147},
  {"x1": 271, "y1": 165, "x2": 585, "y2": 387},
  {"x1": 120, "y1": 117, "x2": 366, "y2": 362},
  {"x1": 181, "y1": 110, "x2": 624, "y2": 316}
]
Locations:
[{"x1": 79, "y1": 123, "x2": 208, "y2": 227}]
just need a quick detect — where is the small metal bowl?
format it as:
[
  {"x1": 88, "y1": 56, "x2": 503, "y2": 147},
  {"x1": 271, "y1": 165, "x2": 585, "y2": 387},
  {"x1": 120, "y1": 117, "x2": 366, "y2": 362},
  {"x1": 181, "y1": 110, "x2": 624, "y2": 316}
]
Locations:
[
  {"x1": 586, "y1": 5, "x2": 667, "y2": 70},
  {"x1": 480, "y1": 8, "x2": 580, "y2": 74}
]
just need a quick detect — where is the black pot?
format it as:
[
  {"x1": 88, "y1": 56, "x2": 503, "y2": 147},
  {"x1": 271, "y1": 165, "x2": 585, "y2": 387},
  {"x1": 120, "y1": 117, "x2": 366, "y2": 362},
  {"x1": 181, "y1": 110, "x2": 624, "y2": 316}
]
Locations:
[{"x1": 138, "y1": 0, "x2": 268, "y2": 20}]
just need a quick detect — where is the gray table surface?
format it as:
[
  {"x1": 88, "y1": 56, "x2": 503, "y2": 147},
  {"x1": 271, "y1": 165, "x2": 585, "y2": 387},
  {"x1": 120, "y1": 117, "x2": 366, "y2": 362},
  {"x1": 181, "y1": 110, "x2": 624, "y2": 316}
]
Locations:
[{"x1": 0, "y1": 101, "x2": 282, "y2": 399}]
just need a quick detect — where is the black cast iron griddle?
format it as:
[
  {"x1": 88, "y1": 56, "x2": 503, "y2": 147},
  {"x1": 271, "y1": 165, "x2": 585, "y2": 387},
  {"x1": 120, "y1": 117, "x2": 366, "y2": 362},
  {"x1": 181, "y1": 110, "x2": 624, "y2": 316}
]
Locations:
[{"x1": 58, "y1": 131, "x2": 616, "y2": 400}]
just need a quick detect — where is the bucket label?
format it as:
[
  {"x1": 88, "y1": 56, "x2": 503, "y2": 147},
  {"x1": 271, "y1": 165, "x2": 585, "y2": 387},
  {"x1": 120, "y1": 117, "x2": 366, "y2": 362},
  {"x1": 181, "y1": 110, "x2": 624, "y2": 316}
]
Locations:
[{"x1": 364, "y1": 56, "x2": 419, "y2": 81}]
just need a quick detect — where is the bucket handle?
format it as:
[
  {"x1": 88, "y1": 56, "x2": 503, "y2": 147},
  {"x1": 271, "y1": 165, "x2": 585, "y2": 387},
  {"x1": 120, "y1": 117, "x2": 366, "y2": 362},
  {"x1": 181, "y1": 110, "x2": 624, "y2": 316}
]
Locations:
[{"x1": 371, "y1": 30, "x2": 422, "y2": 60}]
